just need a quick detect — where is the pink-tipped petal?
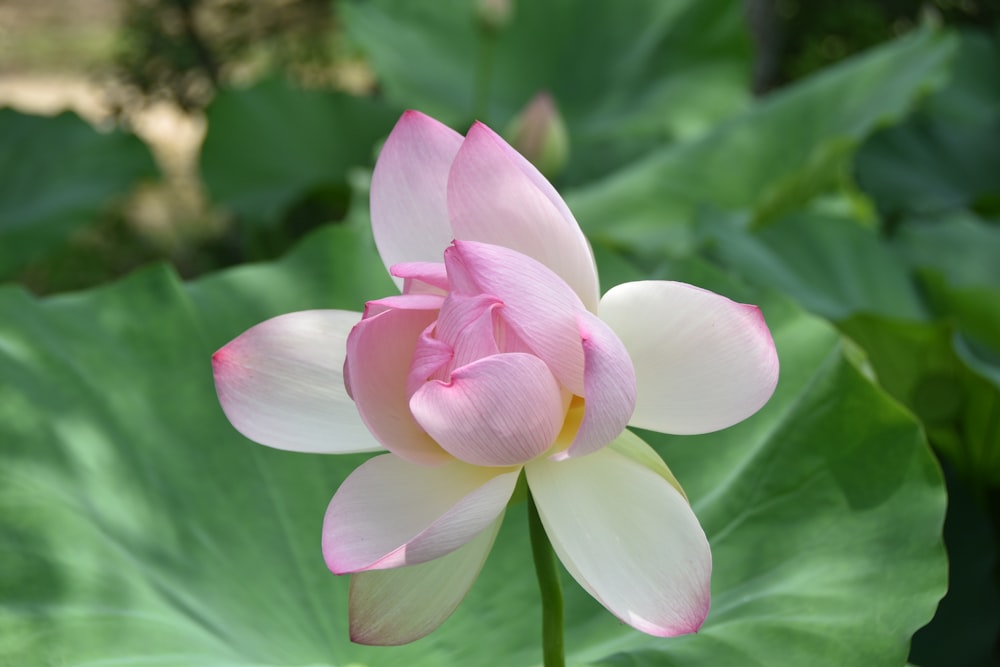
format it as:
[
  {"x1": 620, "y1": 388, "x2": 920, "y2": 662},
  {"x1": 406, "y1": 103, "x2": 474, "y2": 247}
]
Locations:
[
  {"x1": 410, "y1": 353, "x2": 565, "y2": 466},
  {"x1": 445, "y1": 240, "x2": 586, "y2": 394},
  {"x1": 557, "y1": 311, "x2": 636, "y2": 459},
  {"x1": 600, "y1": 281, "x2": 780, "y2": 435},
  {"x1": 525, "y1": 446, "x2": 711, "y2": 637},
  {"x1": 347, "y1": 301, "x2": 450, "y2": 465},
  {"x1": 348, "y1": 514, "x2": 502, "y2": 645},
  {"x1": 323, "y1": 454, "x2": 518, "y2": 573},
  {"x1": 447, "y1": 122, "x2": 600, "y2": 310},
  {"x1": 371, "y1": 111, "x2": 463, "y2": 280},
  {"x1": 212, "y1": 310, "x2": 382, "y2": 454}
]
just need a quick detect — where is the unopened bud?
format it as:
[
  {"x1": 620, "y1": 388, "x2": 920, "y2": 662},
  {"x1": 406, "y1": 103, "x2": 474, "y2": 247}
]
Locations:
[
  {"x1": 506, "y1": 91, "x2": 569, "y2": 179},
  {"x1": 477, "y1": 0, "x2": 514, "y2": 32}
]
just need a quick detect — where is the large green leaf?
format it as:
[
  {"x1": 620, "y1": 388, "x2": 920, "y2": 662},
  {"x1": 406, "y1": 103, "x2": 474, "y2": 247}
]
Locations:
[
  {"x1": 0, "y1": 224, "x2": 945, "y2": 665},
  {"x1": 0, "y1": 109, "x2": 158, "y2": 280},
  {"x1": 895, "y1": 214, "x2": 1000, "y2": 352},
  {"x1": 200, "y1": 79, "x2": 398, "y2": 227},
  {"x1": 855, "y1": 30, "x2": 1000, "y2": 220},
  {"x1": 342, "y1": 0, "x2": 751, "y2": 185},
  {"x1": 854, "y1": 115, "x2": 1000, "y2": 220},
  {"x1": 704, "y1": 210, "x2": 925, "y2": 321},
  {"x1": 567, "y1": 25, "x2": 957, "y2": 254},
  {"x1": 839, "y1": 315, "x2": 1000, "y2": 485}
]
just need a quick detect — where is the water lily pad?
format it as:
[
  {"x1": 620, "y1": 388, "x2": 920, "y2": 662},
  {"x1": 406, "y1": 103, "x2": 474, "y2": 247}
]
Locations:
[{"x1": 0, "y1": 223, "x2": 945, "y2": 666}]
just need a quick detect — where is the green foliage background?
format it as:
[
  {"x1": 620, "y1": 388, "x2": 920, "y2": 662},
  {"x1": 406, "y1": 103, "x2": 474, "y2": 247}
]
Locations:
[{"x1": 3, "y1": 1, "x2": 999, "y2": 665}]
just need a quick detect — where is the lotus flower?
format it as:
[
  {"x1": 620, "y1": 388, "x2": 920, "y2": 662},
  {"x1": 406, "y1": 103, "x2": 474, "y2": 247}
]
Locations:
[{"x1": 212, "y1": 111, "x2": 779, "y2": 646}]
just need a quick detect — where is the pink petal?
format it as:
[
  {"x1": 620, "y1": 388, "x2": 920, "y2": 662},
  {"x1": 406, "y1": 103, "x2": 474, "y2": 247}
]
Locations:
[
  {"x1": 444, "y1": 240, "x2": 586, "y2": 394},
  {"x1": 323, "y1": 454, "x2": 518, "y2": 573},
  {"x1": 434, "y1": 293, "x2": 503, "y2": 370},
  {"x1": 346, "y1": 299, "x2": 450, "y2": 465},
  {"x1": 555, "y1": 311, "x2": 636, "y2": 459},
  {"x1": 599, "y1": 281, "x2": 780, "y2": 435},
  {"x1": 406, "y1": 326, "x2": 452, "y2": 397},
  {"x1": 410, "y1": 353, "x2": 566, "y2": 466},
  {"x1": 525, "y1": 446, "x2": 711, "y2": 637},
  {"x1": 362, "y1": 292, "x2": 445, "y2": 318},
  {"x1": 212, "y1": 310, "x2": 382, "y2": 454},
  {"x1": 371, "y1": 111, "x2": 463, "y2": 280},
  {"x1": 348, "y1": 514, "x2": 502, "y2": 645},
  {"x1": 447, "y1": 122, "x2": 600, "y2": 310},
  {"x1": 391, "y1": 261, "x2": 450, "y2": 295}
]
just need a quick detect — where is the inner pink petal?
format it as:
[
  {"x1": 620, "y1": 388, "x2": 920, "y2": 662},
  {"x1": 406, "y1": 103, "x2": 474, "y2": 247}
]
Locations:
[
  {"x1": 347, "y1": 302, "x2": 450, "y2": 465},
  {"x1": 435, "y1": 293, "x2": 503, "y2": 371},
  {"x1": 391, "y1": 261, "x2": 451, "y2": 295},
  {"x1": 446, "y1": 122, "x2": 600, "y2": 310},
  {"x1": 443, "y1": 241, "x2": 586, "y2": 394},
  {"x1": 407, "y1": 325, "x2": 452, "y2": 398},
  {"x1": 409, "y1": 352, "x2": 566, "y2": 467},
  {"x1": 556, "y1": 311, "x2": 637, "y2": 459}
]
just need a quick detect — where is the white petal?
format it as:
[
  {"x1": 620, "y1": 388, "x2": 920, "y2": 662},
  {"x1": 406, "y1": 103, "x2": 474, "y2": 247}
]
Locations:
[
  {"x1": 600, "y1": 281, "x2": 779, "y2": 434},
  {"x1": 323, "y1": 454, "x2": 519, "y2": 573},
  {"x1": 348, "y1": 515, "x2": 502, "y2": 645},
  {"x1": 525, "y1": 446, "x2": 711, "y2": 637},
  {"x1": 212, "y1": 310, "x2": 382, "y2": 454},
  {"x1": 370, "y1": 111, "x2": 463, "y2": 280}
]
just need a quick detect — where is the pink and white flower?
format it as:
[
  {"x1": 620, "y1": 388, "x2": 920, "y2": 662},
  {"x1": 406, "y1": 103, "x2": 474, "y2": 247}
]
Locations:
[{"x1": 212, "y1": 111, "x2": 779, "y2": 646}]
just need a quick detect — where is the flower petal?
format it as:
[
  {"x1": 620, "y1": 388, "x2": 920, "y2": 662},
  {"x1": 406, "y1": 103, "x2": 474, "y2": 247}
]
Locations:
[
  {"x1": 323, "y1": 454, "x2": 518, "y2": 573},
  {"x1": 347, "y1": 299, "x2": 450, "y2": 464},
  {"x1": 391, "y1": 261, "x2": 450, "y2": 295},
  {"x1": 525, "y1": 445, "x2": 711, "y2": 637},
  {"x1": 447, "y1": 122, "x2": 600, "y2": 310},
  {"x1": 434, "y1": 292, "x2": 503, "y2": 370},
  {"x1": 371, "y1": 111, "x2": 463, "y2": 279},
  {"x1": 556, "y1": 311, "x2": 636, "y2": 459},
  {"x1": 445, "y1": 240, "x2": 586, "y2": 394},
  {"x1": 348, "y1": 514, "x2": 502, "y2": 645},
  {"x1": 212, "y1": 310, "x2": 382, "y2": 454},
  {"x1": 410, "y1": 353, "x2": 566, "y2": 466},
  {"x1": 600, "y1": 280, "x2": 779, "y2": 435}
]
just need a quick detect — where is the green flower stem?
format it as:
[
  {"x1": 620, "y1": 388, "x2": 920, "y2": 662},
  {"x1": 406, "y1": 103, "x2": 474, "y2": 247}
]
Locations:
[{"x1": 528, "y1": 489, "x2": 565, "y2": 667}]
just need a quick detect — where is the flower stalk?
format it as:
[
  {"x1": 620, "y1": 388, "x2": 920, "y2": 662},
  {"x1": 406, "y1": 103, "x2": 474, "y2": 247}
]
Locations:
[{"x1": 528, "y1": 488, "x2": 565, "y2": 667}]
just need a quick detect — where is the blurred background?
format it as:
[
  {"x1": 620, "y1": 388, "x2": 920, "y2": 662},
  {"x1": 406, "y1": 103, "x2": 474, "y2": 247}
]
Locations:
[
  {"x1": 1, "y1": 1, "x2": 999, "y2": 665},
  {"x1": 1, "y1": 0, "x2": 995, "y2": 294}
]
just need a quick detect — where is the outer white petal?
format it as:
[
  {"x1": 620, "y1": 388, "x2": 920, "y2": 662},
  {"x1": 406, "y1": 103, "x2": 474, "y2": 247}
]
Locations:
[
  {"x1": 348, "y1": 515, "x2": 502, "y2": 646},
  {"x1": 323, "y1": 454, "x2": 519, "y2": 573},
  {"x1": 212, "y1": 310, "x2": 382, "y2": 454},
  {"x1": 600, "y1": 281, "x2": 779, "y2": 435},
  {"x1": 525, "y1": 446, "x2": 711, "y2": 637},
  {"x1": 370, "y1": 111, "x2": 463, "y2": 280}
]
